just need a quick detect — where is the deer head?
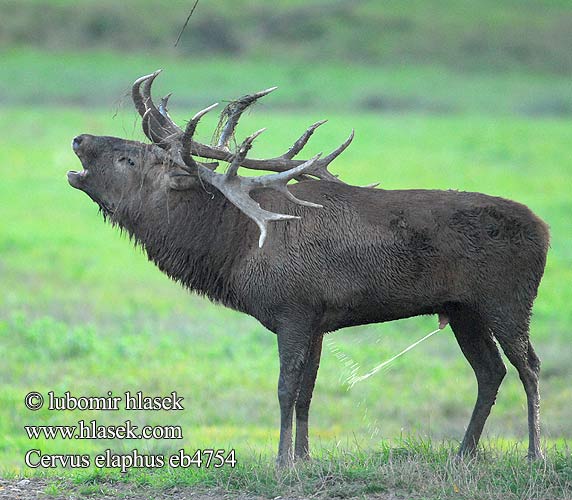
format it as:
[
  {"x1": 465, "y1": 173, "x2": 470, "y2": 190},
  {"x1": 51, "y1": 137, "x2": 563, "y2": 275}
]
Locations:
[{"x1": 68, "y1": 70, "x2": 354, "y2": 246}]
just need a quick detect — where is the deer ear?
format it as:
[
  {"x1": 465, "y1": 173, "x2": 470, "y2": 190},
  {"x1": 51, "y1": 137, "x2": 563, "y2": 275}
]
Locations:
[{"x1": 168, "y1": 169, "x2": 198, "y2": 190}]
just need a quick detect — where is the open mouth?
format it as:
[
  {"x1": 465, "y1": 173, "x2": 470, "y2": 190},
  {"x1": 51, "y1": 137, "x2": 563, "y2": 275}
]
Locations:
[
  {"x1": 68, "y1": 135, "x2": 89, "y2": 188},
  {"x1": 67, "y1": 168, "x2": 89, "y2": 188}
]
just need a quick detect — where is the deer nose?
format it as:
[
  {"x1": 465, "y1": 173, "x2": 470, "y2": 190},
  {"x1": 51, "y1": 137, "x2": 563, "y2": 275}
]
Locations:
[{"x1": 72, "y1": 135, "x2": 85, "y2": 151}]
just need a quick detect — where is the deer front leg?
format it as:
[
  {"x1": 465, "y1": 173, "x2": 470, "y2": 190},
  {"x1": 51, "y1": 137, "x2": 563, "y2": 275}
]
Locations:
[
  {"x1": 295, "y1": 333, "x2": 323, "y2": 460},
  {"x1": 276, "y1": 327, "x2": 313, "y2": 467}
]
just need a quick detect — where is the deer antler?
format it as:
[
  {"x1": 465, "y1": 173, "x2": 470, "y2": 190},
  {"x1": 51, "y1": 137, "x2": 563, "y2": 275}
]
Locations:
[
  {"x1": 214, "y1": 86, "x2": 278, "y2": 151},
  {"x1": 132, "y1": 70, "x2": 353, "y2": 182},
  {"x1": 132, "y1": 70, "x2": 355, "y2": 246},
  {"x1": 178, "y1": 110, "x2": 324, "y2": 247}
]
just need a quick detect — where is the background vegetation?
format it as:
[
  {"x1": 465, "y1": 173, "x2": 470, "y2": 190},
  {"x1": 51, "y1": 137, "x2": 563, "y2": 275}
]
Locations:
[
  {"x1": 3, "y1": 0, "x2": 572, "y2": 74},
  {"x1": 0, "y1": 1, "x2": 571, "y2": 498}
]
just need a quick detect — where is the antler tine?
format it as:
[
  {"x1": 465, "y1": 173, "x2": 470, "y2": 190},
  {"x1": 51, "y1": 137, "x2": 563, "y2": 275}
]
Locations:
[
  {"x1": 282, "y1": 120, "x2": 328, "y2": 159},
  {"x1": 319, "y1": 129, "x2": 354, "y2": 166},
  {"x1": 183, "y1": 103, "x2": 220, "y2": 144},
  {"x1": 181, "y1": 102, "x2": 220, "y2": 169},
  {"x1": 215, "y1": 86, "x2": 277, "y2": 150},
  {"x1": 275, "y1": 185, "x2": 324, "y2": 208},
  {"x1": 227, "y1": 128, "x2": 266, "y2": 178},
  {"x1": 140, "y1": 69, "x2": 162, "y2": 105},
  {"x1": 140, "y1": 107, "x2": 175, "y2": 147},
  {"x1": 138, "y1": 70, "x2": 183, "y2": 144},
  {"x1": 302, "y1": 129, "x2": 354, "y2": 182},
  {"x1": 132, "y1": 71, "x2": 158, "y2": 118},
  {"x1": 141, "y1": 108, "x2": 151, "y2": 141},
  {"x1": 245, "y1": 154, "x2": 322, "y2": 189},
  {"x1": 159, "y1": 93, "x2": 173, "y2": 118},
  {"x1": 213, "y1": 188, "x2": 300, "y2": 249},
  {"x1": 245, "y1": 154, "x2": 324, "y2": 209},
  {"x1": 143, "y1": 105, "x2": 183, "y2": 145}
]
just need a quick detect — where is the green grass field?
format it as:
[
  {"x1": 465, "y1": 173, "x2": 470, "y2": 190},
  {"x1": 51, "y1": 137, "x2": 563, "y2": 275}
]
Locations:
[
  {"x1": 3, "y1": 48, "x2": 572, "y2": 115},
  {"x1": 1, "y1": 47, "x2": 572, "y2": 498}
]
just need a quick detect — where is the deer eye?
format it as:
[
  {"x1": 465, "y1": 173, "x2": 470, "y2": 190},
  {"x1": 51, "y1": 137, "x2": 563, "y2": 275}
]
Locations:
[{"x1": 118, "y1": 156, "x2": 136, "y2": 167}]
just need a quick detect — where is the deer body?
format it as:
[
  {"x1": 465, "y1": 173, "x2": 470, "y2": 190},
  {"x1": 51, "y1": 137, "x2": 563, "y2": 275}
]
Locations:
[
  {"x1": 69, "y1": 72, "x2": 549, "y2": 465},
  {"x1": 129, "y1": 181, "x2": 547, "y2": 332}
]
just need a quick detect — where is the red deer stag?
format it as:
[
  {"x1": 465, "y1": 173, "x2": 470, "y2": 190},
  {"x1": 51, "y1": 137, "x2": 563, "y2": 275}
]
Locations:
[{"x1": 68, "y1": 70, "x2": 549, "y2": 464}]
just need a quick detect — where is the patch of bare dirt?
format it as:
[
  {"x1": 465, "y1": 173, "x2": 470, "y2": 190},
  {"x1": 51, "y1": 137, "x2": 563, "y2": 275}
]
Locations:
[
  {"x1": 0, "y1": 478, "x2": 260, "y2": 500},
  {"x1": 0, "y1": 478, "x2": 404, "y2": 499}
]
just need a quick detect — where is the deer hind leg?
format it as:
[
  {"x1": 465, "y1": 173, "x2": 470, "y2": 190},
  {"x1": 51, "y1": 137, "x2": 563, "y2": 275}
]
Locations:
[
  {"x1": 294, "y1": 333, "x2": 324, "y2": 460},
  {"x1": 276, "y1": 325, "x2": 315, "y2": 467},
  {"x1": 449, "y1": 308, "x2": 507, "y2": 457},
  {"x1": 492, "y1": 316, "x2": 543, "y2": 460}
]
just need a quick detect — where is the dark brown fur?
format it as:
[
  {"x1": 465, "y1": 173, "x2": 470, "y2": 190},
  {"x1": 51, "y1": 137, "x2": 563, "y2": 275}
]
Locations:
[{"x1": 69, "y1": 134, "x2": 550, "y2": 464}]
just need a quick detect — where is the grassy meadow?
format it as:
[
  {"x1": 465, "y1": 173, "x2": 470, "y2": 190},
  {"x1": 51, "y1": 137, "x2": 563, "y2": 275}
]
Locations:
[{"x1": 1, "y1": 44, "x2": 572, "y2": 499}]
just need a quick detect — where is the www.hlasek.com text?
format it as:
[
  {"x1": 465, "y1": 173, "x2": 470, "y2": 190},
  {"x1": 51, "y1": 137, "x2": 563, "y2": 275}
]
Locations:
[{"x1": 25, "y1": 419, "x2": 183, "y2": 440}]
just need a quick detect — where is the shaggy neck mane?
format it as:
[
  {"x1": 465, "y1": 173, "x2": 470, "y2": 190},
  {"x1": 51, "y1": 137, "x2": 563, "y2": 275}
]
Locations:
[{"x1": 110, "y1": 187, "x2": 250, "y2": 308}]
